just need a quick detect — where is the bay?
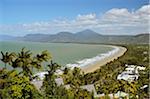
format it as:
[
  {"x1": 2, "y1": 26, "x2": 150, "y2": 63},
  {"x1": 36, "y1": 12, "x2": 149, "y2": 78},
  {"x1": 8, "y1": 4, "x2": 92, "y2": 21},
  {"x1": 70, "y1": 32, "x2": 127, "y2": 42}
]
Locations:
[{"x1": 0, "y1": 41, "x2": 113, "y2": 68}]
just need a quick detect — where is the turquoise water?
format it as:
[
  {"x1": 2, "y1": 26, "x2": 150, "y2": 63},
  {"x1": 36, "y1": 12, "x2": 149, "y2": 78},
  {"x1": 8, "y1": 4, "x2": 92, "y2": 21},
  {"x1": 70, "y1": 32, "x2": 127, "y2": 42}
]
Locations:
[{"x1": 0, "y1": 41, "x2": 113, "y2": 68}]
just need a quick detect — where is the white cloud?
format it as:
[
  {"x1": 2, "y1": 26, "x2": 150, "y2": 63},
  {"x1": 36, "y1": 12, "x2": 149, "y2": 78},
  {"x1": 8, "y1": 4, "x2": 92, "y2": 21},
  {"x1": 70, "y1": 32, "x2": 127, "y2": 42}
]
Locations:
[
  {"x1": 136, "y1": 4, "x2": 150, "y2": 14},
  {"x1": 76, "y1": 13, "x2": 96, "y2": 21},
  {"x1": 105, "y1": 8, "x2": 131, "y2": 18},
  {"x1": 0, "y1": 5, "x2": 149, "y2": 36}
]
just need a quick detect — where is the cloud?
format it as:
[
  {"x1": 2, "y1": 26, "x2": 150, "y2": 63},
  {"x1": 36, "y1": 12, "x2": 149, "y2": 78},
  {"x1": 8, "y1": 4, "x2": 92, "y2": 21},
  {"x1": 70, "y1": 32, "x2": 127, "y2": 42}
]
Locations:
[
  {"x1": 76, "y1": 13, "x2": 96, "y2": 21},
  {"x1": 97, "y1": 5, "x2": 149, "y2": 34},
  {"x1": 136, "y1": 4, "x2": 150, "y2": 15},
  {"x1": 0, "y1": 5, "x2": 149, "y2": 36}
]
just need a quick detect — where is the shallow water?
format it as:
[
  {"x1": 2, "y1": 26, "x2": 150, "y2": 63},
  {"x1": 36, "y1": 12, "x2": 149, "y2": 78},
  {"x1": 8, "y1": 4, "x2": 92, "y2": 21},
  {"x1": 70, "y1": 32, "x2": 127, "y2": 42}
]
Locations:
[{"x1": 0, "y1": 41, "x2": 114, "y2": 68}]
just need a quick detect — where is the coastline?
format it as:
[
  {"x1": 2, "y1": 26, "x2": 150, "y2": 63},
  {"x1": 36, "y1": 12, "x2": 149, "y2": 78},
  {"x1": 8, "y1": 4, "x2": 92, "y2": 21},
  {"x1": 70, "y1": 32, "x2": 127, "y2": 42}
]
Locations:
[
  {"x1": 32, "y1": 44, "x2": 127, "y2": 75},
  {"x1": 80, "y1": 45, "x2": 127, "y2": 73}
]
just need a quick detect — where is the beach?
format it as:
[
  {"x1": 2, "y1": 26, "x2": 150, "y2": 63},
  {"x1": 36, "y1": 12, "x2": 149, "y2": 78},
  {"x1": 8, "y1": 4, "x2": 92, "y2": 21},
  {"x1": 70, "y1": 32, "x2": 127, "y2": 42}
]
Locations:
[
  {"x1": 80, "y1": 45, "x2": 127, "y2": 73},
  {"x1": 33, "y1": 44, "x2": 127, "y2": 75}
]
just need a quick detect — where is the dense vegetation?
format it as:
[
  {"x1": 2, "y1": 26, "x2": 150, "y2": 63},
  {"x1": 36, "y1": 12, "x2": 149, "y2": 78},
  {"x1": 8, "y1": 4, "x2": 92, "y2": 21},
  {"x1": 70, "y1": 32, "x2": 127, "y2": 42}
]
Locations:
[
  {"x1": 0, "y1": 44, "x2": 149, "y2": 99},
  {"x1": 0, "y1": 48, "x2": 93, "y2": 99},
  {"x1": 91, "y1": 44, "x2": 149, "y2": 98},
  {"x1": 62, "y1": 44, "x2": 149, "y2": 98}
]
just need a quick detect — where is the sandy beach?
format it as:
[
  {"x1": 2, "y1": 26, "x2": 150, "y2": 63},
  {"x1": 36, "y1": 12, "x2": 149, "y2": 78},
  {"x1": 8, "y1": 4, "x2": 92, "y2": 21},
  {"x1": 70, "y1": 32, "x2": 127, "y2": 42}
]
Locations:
[{"x1": 81, "y1": 45, "x2": 127, "y2": 73}]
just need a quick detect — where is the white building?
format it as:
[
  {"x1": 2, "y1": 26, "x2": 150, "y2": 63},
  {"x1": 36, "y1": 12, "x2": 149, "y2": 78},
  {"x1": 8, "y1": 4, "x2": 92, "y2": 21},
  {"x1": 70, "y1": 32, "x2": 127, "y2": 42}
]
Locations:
[
  {"x1": 117, "y1": 64, "x2": 145, "y2": 82},
  {"x1": 117, "y1": 73, "x2": 138, "y2": 81},
  {"x1": 33, "y1": 72, "x2": 48, "y2": 81},
  {"x1": 114, "y1": 91, "x2": 129, "y2": 98},
  {"x1": 80, "y1": 84, "x2": 97, "y2": 96}
]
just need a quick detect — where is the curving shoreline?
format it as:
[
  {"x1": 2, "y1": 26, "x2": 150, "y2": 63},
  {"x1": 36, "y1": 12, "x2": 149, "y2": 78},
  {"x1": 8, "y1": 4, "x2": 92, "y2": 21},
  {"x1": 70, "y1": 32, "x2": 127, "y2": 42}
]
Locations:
[
  {"x1": 33, "y1": 44, "x2": 127, "y2": 75},
  {"x1": 81, "y1": 45, "x2": 127, "y2": 73},
  {"x1": 65, "y1": 45, "x2": 118, "y2": 68}
]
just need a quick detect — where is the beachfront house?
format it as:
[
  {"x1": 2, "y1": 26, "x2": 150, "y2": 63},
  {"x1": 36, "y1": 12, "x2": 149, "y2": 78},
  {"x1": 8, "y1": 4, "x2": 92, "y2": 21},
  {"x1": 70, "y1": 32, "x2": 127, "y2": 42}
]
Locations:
[
  {"x1": 117, "y1": 64, "x2": 145, "y2": 82},
  {"x1": 117, "y1": 72, "x2": 139, "y2": 81}
]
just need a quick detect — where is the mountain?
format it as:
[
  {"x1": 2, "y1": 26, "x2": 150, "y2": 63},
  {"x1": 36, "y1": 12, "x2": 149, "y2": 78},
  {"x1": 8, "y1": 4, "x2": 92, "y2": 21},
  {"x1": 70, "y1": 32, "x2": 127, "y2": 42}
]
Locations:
[
  {"x1": 21, "y1": 34, "x2": 50, "y2": 42},
  {"x1": 131, "y1": 34, "x2": 149, "y2": 44},
  {"x1": 49, "y1": 32, "x2": 75, "y2": 42},
  {"x1": 76, "y1": 29, "x2": 101, "y2": 37},
  {"x1": 0, "y1": 35, "x2": 16, "y2": 41},
  {"x1": 1, "y1": 29, "x2": 149, "y2": 44},
  {"x1": 73, "y1": 29, "x2": 102, "y2": 42}
]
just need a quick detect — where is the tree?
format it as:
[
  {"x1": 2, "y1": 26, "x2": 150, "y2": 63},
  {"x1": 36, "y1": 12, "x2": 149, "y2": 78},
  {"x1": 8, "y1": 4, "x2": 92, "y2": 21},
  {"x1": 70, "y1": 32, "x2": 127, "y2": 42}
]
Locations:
[
  {"x1": 71, "y1": 67, "x2": 84, "y2": 86},
  {"x1": 0, "y1": 51, "x2": 16, "y2": 69},
  {"x1": 31, "y1": 50, "x2": 51, "y2": 71},
  {"x1": 10, "y1": 48, "x2": 51, "y2": 80},
  {"x1": 63, "y1": 67, "x2": 70, "y2": 75},
  {"x1": 0, "y1": 69, "x2": 42, "y2": 99},
  {"x1": 42, "y1": 60, "x2": 61, "y2": 98},
  {"x1": 69, "y1": 86, "x2": 93, "y2": 99},
  {"x1": 0, "y1": 49, "x2": 52, "y2": 99}
]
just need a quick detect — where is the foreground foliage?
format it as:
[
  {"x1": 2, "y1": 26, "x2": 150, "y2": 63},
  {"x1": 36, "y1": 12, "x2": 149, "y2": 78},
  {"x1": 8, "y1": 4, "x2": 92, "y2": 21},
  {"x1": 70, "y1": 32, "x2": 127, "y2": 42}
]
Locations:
[
  {"x1": 0, "y1": 48, "x2": 93, "y2": 99},
  {"x1": 0, "y1": 44, "x2": 149, "y2": 99}
]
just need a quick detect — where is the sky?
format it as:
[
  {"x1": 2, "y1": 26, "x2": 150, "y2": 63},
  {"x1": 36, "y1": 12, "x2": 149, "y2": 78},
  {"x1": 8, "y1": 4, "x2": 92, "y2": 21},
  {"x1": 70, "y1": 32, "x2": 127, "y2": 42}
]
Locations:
[{"x1": 0, "y1": 0, "x2": 149, "y2": 36}]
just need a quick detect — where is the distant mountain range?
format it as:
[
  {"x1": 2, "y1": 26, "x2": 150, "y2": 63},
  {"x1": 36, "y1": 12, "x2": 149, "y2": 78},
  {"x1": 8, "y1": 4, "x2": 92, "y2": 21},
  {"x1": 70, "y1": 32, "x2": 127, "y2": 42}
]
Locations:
[
  {"x1": 0, "y1": 29, "x2": 149, "y2": 44},
  {"x1": 0, "y1": 35, "x2": 16, "y2": 41}
]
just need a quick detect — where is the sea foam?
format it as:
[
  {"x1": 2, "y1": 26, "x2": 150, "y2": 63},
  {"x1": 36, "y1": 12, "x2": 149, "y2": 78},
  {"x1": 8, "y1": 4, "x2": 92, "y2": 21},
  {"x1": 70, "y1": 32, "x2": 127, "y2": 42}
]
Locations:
[
  {"x1": 33, "y1": 46, "x2": 120, "y2": 80},
  {"x1": 66, "y1": 46, "x2": 120, "y2": 69}
]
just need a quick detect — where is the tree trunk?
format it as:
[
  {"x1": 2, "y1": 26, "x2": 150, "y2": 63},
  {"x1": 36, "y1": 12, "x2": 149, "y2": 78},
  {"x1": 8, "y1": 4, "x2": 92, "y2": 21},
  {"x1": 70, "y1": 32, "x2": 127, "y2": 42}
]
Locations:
[{"x1": 5, "y1": 63, "x2": 6, "y2": 69}]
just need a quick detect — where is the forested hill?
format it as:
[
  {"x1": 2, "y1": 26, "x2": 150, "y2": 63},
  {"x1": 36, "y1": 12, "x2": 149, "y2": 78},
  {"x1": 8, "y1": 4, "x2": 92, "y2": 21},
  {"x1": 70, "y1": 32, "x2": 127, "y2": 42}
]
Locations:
[{"x1": 1, "y1": 29, "x2": 149, "y2": 44}]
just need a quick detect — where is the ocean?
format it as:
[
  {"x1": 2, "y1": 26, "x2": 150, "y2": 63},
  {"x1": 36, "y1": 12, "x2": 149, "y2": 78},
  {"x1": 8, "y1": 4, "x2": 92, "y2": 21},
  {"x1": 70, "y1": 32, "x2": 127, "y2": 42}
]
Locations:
[{"x1": 0, "y1": 41, "x2": 115, "y2": 68}]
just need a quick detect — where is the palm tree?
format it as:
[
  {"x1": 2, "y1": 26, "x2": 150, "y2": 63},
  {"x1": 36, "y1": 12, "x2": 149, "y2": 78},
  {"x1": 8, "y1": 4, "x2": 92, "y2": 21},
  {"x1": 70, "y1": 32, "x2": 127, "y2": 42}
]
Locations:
[
  {"x1": 0, "y1": 51, "x2": 16, "y2": 69},
  {"x1": 42, "y1": 60, "x2": 61, "y2": 98},
  {"x1": 17, "y1": 48, "x2": 32, "y2": 76},
  {"x1": 10, "y1": 48, "x2": 52, "y2": 80},
  {"x1": 36, "y1": 50, "x2": 51, "y2": 62},
  {"x1": 32, "y1": 50, "x2": 51, "y2": 71}
]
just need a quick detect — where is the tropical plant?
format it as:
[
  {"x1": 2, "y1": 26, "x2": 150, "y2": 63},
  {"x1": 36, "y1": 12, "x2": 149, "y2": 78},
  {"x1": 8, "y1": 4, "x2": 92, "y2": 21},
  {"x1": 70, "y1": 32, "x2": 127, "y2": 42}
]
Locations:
[
  {"x1": 42, "y1": 60, "x2": 61, "y2": 98},
  {"x1": 0, "y1": 69, "x2": 42, "y2": 99},
  {"x1": 10, "y1": 48, "x2": 51, "y2": 80},
  {"x1": 0, "y1": 51, "x2": 16, "y2": 69}
]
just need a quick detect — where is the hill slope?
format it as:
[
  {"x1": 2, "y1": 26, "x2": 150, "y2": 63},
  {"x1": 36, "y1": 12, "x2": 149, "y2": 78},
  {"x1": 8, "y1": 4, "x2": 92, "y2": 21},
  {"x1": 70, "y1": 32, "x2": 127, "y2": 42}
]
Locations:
[{"x1": 1, "y1": 29, "x2": 149, "y2": 44}]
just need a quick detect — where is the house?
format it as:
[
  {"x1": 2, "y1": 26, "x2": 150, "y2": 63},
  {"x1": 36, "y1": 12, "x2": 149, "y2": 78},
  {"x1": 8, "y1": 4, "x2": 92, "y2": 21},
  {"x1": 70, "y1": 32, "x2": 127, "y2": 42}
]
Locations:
[
  {"x1": 55, "y1": 78, "x2": 64, "y2": 86},
  {"x1": 80, "y1": 84, "x2": 97, "y2": 96},
  {"x1": 55, "y1": 69, "x2": 64, "y2": 75},
  {"x1": 95, "y1": 93, "x2": 105, "y2": 98},
  {"x1": 117, "y1": 64, "x2": 146, "y2": 82},
  {"x1": 143, "y1": 51, "x2": 148, "y2": 55},
  {"x1": 33, "y1": 72, "x2": 48, "y2": 81},
  {"x1": 32, "y1": 69, "x2": 64, "y2": 81},
  {"x1": 117, "y1": 72, "x2": 138, "y2": 81},
  {"x1": 32, "y1": 67, "x2": 132, "y2": 98},
  {"x1": 136, "y1": 66, "x2": 145, "y2": 71},
  {"x1": 64, "y1": 84, "x2": 71, "y2": 89},
  {"x1": 31, "y1": 80, "x2": 43, "y2": 91},
  {"x1": 31, "y1": 76, "x2": 128, "y2": 98},
  {"x1": 125, "y1": 67, "x2": 135, "y2": 73},
  {"x1": 114, "y1": 91, "x2": 128, "y2": 98}
]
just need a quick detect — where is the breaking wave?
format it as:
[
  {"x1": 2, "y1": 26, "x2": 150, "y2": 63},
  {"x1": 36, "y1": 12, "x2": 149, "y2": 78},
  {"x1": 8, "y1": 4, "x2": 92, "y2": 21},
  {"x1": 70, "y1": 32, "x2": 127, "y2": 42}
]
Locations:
[{"x1": 66, "y1": 46, "x2": 120, "y2": 69}]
